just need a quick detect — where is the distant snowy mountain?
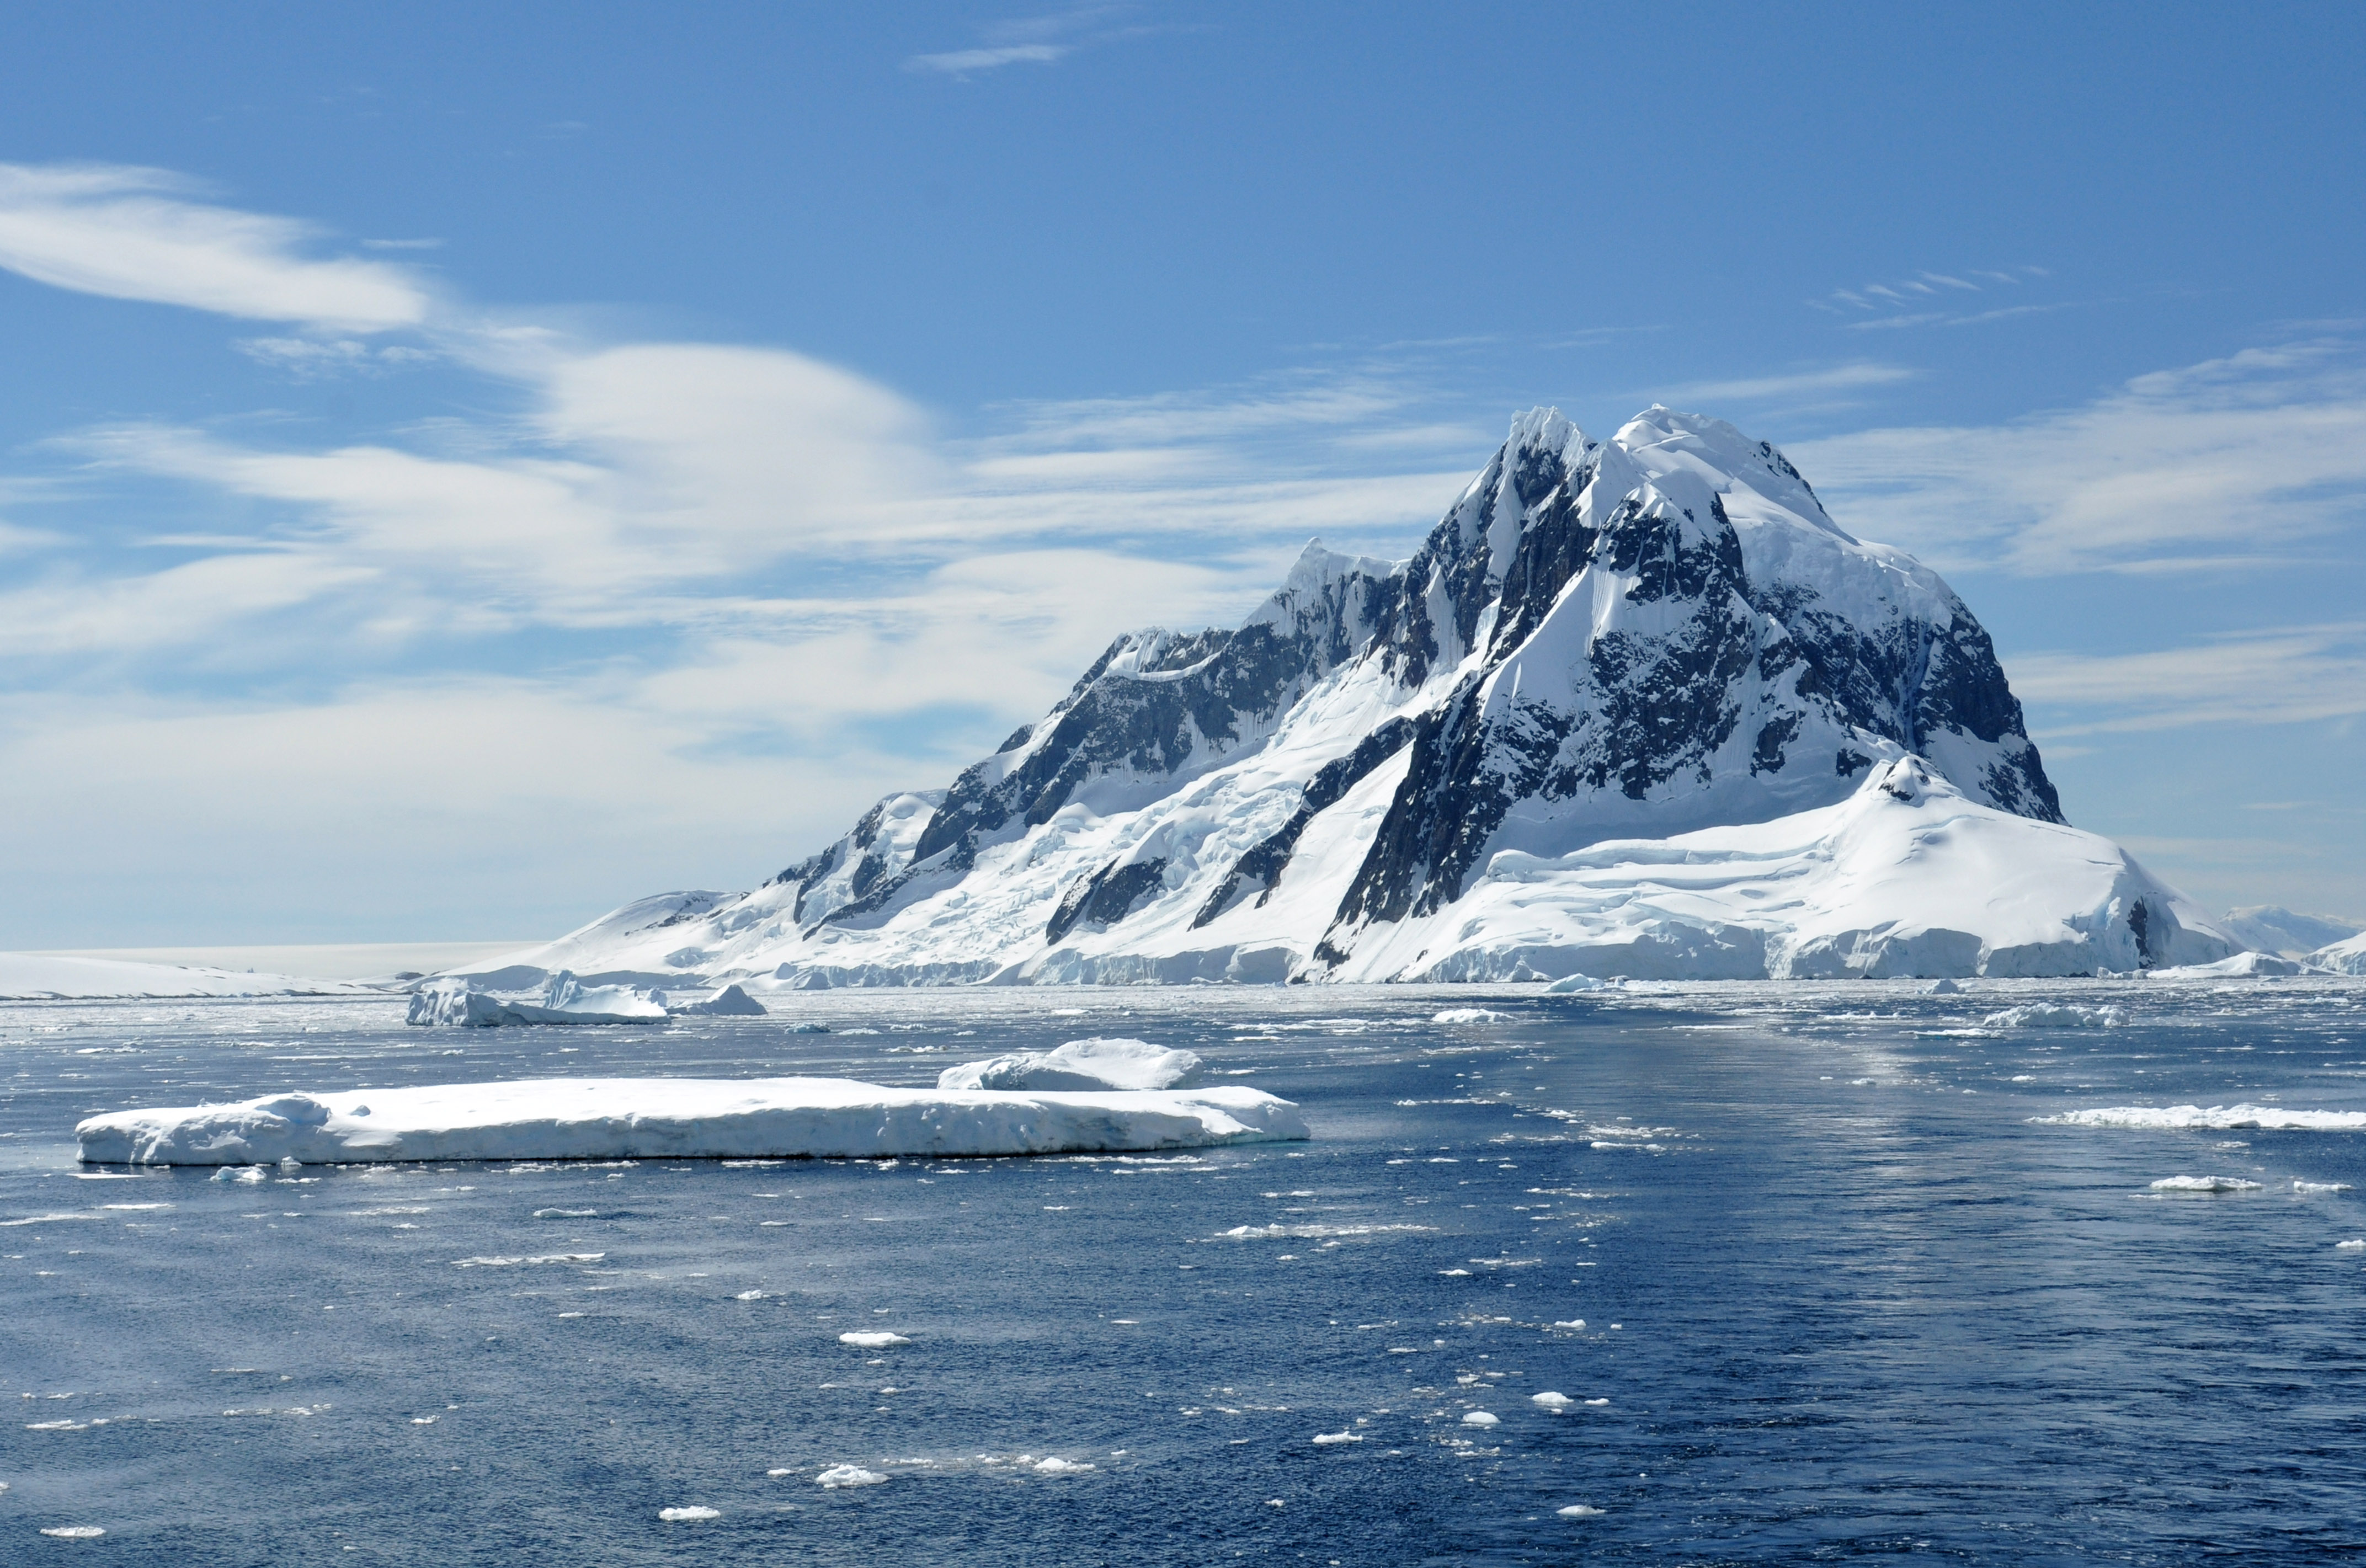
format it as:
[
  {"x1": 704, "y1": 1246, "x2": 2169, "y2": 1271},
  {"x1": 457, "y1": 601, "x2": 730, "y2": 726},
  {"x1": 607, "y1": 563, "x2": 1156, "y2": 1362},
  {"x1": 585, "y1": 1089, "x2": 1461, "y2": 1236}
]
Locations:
[
  {"x1": 2219, "y1": 906, "x2": 2363, "y2": 959},
  {"x1": 0, "y1": 952, "x2": 370, "y2": 1000},
  {"x1": 457, "y1": 407, "x2": 2236, "y2": 988}
]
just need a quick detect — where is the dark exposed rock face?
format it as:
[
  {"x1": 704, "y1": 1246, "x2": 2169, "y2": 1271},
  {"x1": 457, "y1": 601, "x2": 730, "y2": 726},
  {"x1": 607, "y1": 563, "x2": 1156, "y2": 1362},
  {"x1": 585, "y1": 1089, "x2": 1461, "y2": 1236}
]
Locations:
[{"x1": 766, "y1": 406, "x2": 2063, "y2": 968}]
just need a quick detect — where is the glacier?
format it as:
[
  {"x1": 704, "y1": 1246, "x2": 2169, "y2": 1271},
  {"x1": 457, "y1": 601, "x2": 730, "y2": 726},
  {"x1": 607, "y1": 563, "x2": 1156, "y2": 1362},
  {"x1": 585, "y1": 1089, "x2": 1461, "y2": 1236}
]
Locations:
[{"x1": 447, "y1": 406, "x2": 2237, "y2": 989}]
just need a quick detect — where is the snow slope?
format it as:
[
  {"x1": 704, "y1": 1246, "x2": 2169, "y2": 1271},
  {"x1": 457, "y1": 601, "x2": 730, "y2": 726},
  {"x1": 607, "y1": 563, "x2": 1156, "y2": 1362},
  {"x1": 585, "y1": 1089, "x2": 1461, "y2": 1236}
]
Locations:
[
  {"x1": 0, "y1": 952, "x2": 371, "y2": 1000},
  {"x1": 451, "y1": 407, "x2": 2234, "y2": 986},
  {"x1": 2314, "y1": 930, "x2": 2366, "y2": 975},
  {"x1": 74, "y1": 1078, "x2": 1308, "y2": 1163}
]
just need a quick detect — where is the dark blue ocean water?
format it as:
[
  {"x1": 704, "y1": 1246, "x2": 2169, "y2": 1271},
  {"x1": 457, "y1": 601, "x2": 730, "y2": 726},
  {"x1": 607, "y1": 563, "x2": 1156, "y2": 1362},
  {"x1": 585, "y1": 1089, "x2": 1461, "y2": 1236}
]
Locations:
[{"x1": 2, "y1": 980, "x2": 2363, "y2": 1565}]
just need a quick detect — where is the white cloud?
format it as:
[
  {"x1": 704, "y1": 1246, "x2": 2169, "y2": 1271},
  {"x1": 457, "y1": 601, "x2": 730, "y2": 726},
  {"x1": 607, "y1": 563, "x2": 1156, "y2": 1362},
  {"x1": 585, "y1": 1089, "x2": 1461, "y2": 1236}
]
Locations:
[
  {"x1": 1791, "y1": 339, "x2": 2366, "y2": 575},
  {"x1": 2009, "y1": 623, "x2": 2366, "y2": 735},
  {"x1": 906, "y1": 43, "x2": 1069, "y2": 74},
  {"x1": 1650, "y1": 361, "x2": 1916, "y2": 405},
  {"x1": 0, "y1": 163, "x2": 429, "y2": 330}
]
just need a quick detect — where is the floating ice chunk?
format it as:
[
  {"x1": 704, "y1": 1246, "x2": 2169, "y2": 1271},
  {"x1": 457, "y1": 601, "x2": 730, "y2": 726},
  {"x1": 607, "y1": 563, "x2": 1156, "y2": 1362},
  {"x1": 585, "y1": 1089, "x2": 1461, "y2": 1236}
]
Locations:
[
  {"x1": 839, "y1": 1331, "x2": 909, "y2": 1348},
  {"x1": 77, "y1": 1075, "x2": 1307, "y2": 1164},
  {"x1": 452, "y1": 1253, "x2": 604, "y2": 1267},
  {"x1": 815, "y1": 1465, "x2": 888, "y2": 1489},
  {"x1": 1557, "y1": 1505, "x2": 1605, "y2": 1518},
  {"x1": 1584, "y1": 1398, "x2": 1610, "y2": 1406},
  {"x1": 2337, "y1": 1239, "x2": 2365, "y2": 1250},
  {"x1": 735, "y1": 1290, "x2": 769, "y2": 1300},
  {"x1": 1032, "y1": 1457, "x2": 1094, "y2": 1473},
  {"x1": 1311, "y1": 1431, "x2": 1363, "y2": 1445},
  {"x1": 936, "y1": 1037, "x2": 1204, "y2": 1092},
  {"x1": 278, "y1": 1154, "x2": 303, "y2": 1172},
  {"x1": 1531, "y1": 1391, "x2": 1574, "y2": 1409},
  {"x1": 1983, "y1": 1003, "x2": 2125, "y2": 1030},
  {"x1": 1551, "y1": 1319, "x2": 1586, "y2": 1330},
  {"x1": 1922, "y1": 978, "x2": 1961, "y2": 995},
  {"x1": 670, "y1": 983, "x2": 768, "y2": 1017},
  {"x1": 658, "y1": 1506, "x2": 718, "y2": 1521},
  {"x1": 532, "y1": 1208, "x2": 597, "y2": 1219},
  {"x1": 766, "y1": 1468, "x2": 796, "y2": 1477},
  {"x1": 40, "y1": 1526, "x2": 106, "y2": 1538},
  {"x1": 2149, "y1": 1176, "x2": 2264, "y2": 1193},
  {"x1": 2294, "y1": 1181, "x2": 2353, "y2": 1193},
  {"x1": 1431, "y1": 1007, "x2": 1508, "y2": 1025},
  {"x1": 1545, "y1": 974, "x2": 1606, "y2": 993},
  {"x1": 2039, "y1": 1105, "x2": 2366, "y2": 1132},
  {"x1": 408, "y1": 972, "x2": 668, "y2": 1028},
  {"x1": 1462, "y1": 1411, "x2": 1499, "y2": 1427}
]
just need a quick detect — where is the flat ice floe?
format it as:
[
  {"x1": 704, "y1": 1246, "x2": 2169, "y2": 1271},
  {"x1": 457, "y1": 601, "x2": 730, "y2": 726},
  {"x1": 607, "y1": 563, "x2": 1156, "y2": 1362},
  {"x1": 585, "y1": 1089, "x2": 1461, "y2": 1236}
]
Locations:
[
  {"x1": 2038, "y1": 1105, "x2": 2366, "y2": 1131},
  {"x1": 2149, "y1": 1176, "x2": 2265, "y2": 1193},
  {"x1": 1983, "y1": 1002, "x2": 2127, "y2": 1030},
  {"x1": 74, "y1": 1076, "x2": 1308, "y2": 1164},
  {"x1": 935, "y1": 1037, "x2": 1203, "y2": 1091}
]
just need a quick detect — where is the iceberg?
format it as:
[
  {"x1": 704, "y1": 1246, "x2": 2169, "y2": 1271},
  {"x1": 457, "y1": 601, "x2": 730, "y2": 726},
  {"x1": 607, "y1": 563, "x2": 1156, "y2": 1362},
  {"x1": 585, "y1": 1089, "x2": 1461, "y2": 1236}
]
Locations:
[
  {"x1": 667, "y1": 983, "x2": 768, "y2": 1016},
  {"x1": 407, "y1": 970, "x2": 668, "y2": 1027},
  {"x1": 935, "y1": 1037, "x2": 1205, "y2": 1091},
  {"x1": 74, "y1": 1076, "x2": 1308, "y2": 1164}
]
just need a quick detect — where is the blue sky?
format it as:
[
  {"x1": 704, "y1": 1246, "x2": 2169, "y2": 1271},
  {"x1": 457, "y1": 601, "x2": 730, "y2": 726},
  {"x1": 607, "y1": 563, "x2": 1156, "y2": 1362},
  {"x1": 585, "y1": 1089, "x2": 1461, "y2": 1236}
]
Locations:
[{"x1": 2, "y1": 1, "x2": 2362, "y2": 946}]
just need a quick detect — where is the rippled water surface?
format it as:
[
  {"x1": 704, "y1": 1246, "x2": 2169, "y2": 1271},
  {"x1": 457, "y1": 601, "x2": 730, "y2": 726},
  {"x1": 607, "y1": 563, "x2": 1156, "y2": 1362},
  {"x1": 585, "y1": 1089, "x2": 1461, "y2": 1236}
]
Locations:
[{"x1": 3, "y1": 978, "x2": 2364, "y2": 1564}]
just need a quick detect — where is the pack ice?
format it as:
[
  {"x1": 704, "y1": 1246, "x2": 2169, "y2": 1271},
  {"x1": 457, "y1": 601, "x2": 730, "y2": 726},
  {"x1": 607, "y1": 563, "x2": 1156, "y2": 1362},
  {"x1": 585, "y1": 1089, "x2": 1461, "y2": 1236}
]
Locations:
[
  {"x1": 75, "y1": 1077, "x2": 1306, "y2": 1164},
  {"x1": 438, "y1": 407, "x2": 2239, "y2": 989}
]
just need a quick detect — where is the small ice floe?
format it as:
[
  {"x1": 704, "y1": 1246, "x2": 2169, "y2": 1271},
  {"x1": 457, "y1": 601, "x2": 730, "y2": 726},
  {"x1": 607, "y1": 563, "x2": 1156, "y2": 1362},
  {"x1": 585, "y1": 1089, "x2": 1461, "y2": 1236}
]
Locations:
[
  {"x1": 658, "y1": 1506, "x2": 718, "y2": 1521},
  {"x1": 2295, "y1": 1181, "x2": 2354, "y2": 1193},
  {"x1": 815, "y1": 1465, "x2": 888, "y2": 1489},
  {"x1": 451, "y1": 1253, "x2": 604, "y2": 1267},
  {"x1": 40, "y1": 1526, "x2": 106, "y2": 1539},
  {"x1": 735, "y1": 1290, "x2": 769, "y2": 1301},
  {"x1": 210, "y1": 1166, "x2": 268, "y2": 1184},
  {"x1": 1584, "y1": 1398, "x2": 1610, "y2": 1406},
  {"x1": 2149, "y1": 1176, "x2": 2264, "y2": 1193},
  {"x1": 1531, "y1": 1391, "x2": 1574, "y2": 1409},
  {"x1": 1431, "y1": 1007, "x2": 1508, "y2": 1025},
  {"x1": 1982, "y1": 1002, "x2": 2126, "y2": 1031},
  {"x1": 1557, "y1": 1505, "x2": 1605, "y2": 1518},
  {"x1": 532, "y1": 1208, "x2": 596, "y2": 1219},
  {"x1": 670, "y1": 984, "x2": 767, "y2": 1017},
  {"x1": 1461, "y1": 1411, "x2": 1499, "y2": 1427},
  {"x1": 1551, "y1": 1319, "x2": 1586, "y2": 1330},
  {"x1": 2334, "y1": 1239, "x2": 2365, "y2": 1251},
  {"x1": 1032, "y1": 1457, "x2": 1094, "y2": 1474},
  {"x1": 936, "y1": 1037, "x2": 1203, "y2": 1092},
  {"x1": 2039, "y1": 1104, "x2": 2366, "y2": 1132},
  {"x1": 1545, "y1": 973, "x2": 1607, "y2": 993},
  {"x1": 1311, "y1": 1431, "x2": 1363, "y2": 1445},
  {"x1": 1922, "y1": 978, "x2": 1962, "y2": 995},
  {"x1": 839, "y1": 1331, "x2": 909, "y2": 1348}
]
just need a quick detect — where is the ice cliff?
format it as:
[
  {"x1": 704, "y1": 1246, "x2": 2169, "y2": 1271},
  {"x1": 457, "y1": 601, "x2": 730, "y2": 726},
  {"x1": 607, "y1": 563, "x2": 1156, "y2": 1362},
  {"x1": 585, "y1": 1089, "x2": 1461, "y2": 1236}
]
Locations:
[{"x1": 455, "y1": 407, "x2": 2236, "y2": 986}]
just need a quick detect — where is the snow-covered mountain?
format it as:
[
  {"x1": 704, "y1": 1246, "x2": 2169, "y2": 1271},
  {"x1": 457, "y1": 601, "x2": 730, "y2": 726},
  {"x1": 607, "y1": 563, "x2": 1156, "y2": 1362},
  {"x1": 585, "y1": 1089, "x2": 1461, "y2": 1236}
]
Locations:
[
  {"x1": 458, "y1": 407, "x2": 2237, "y2": 989},
  {"x1": 2218, "y1": 906, "x2": 2364, "y2": 960}
]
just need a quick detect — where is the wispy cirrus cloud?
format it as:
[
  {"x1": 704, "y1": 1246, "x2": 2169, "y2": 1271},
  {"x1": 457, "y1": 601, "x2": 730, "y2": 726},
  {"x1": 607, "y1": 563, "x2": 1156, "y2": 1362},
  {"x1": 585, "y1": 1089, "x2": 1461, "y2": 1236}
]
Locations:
[
  {"x1": 904, "y1": 7, "x2": 1139, "y2": 78},
  {"x1": 1810, "y1": 265, "x2": 2056, "y2": 330},
  {"x1": 2010, "y1": 622, "x2": 2366, "y2": 735},
  {"x1": 0, "y1": 162, "x2": 430, "y2": 330},
  {"x1": 1647, "y1": 360, "x2": 1916, "y2": 408},
  {"x1": 1791, "y1": 338, "x2": 2366, "y2": 575}
]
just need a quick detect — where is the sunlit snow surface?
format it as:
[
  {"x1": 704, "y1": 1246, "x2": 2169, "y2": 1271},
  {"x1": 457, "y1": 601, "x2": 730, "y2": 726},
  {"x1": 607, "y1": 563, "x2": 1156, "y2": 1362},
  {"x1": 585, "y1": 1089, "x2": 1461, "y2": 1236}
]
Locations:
[{"x1": 4, "y1": 977, "x2": 2365, "y2": 1562}]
